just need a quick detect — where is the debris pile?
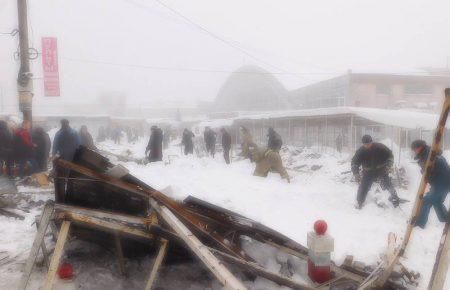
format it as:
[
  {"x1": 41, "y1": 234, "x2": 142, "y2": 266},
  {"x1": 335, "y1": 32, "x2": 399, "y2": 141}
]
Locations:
[{"x1": 18, "y1": 147, "x2": 419, "y2": 289}]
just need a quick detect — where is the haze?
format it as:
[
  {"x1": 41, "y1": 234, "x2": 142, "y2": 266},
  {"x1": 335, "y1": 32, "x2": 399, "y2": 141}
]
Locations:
[{"x1": 1, "y1": 0, "x2": 450, "y2": 114}]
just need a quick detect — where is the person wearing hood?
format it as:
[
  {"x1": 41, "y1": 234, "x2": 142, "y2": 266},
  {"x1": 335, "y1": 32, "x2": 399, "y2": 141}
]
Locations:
[
  {"x1": 79, "y1": 125, "x2": 97, "y2": 151},
  {"x1": 411, "y1": 140, "x2": 450, "y2": 228},
  {"x1": 32, "y1": 127, "x2": 51, "y2": 172},
  {"x1": 0, "y1": 120, "x2": 13, "y2": 177}
]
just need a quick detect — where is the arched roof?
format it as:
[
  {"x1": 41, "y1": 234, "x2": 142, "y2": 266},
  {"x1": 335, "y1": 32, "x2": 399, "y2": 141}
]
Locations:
[{"x1": 214, "y1": 65, "x2": 289, "y2": 111}]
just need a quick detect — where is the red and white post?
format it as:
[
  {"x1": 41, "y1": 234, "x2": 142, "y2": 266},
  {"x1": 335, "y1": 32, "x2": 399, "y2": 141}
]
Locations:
[{"x1": 307, "y1": 220, "x2": 334, "y2": 283}]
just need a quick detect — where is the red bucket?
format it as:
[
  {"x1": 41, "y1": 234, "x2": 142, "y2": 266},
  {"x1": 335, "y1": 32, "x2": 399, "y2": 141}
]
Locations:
[{"x1": 58, "y1": 263, "x2": 74, "y2": 280}]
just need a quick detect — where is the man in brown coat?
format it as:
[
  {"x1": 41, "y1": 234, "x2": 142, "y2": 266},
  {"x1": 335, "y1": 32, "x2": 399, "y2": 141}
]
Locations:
[{"x1": 251, "y1": 147, "x2": 290, "y2": 183}]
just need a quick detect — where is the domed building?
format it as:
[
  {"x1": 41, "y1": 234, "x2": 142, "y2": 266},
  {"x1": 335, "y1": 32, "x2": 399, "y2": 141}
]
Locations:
[{"x1": 213, "y1": 65, "x2": 289, "y2": 112}]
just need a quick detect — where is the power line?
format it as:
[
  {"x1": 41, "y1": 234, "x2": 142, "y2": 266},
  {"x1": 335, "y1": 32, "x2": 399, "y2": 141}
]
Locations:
[
  {"x1": 122, "y1": 0, "x2": 296, "y2": 76},
  {"x1": 0, "y1": 29, "x2": 19, "y2": 36},
  {"x1": 61, "y1": 56, "x2": 339, "y2": 75}
]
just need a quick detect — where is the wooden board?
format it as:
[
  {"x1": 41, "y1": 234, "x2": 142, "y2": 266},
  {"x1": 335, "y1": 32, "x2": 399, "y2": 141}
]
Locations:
[
  {"x1": 17, "y1": 202, "x2": 54, "y2": 290},
  {"x1": 145, "y1": 239, "x2": 169, "y2": 290},
  {"x1": 43, "y1": 220, "x2": 71, "y2": 290},
  {"x1": 150, "y1": 199, "x2": 248, "y2": 290},
  {"x1": 428, "y1": 215, "x2": 450, "y2": 290},
  {"x1": 209, "y1": 247, "x2": 315, "y2": 290}
]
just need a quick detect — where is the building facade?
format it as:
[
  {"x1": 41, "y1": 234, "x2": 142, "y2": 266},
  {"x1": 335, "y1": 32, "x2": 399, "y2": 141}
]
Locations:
[{"x1": 289, "y1": 72, "x2": 450, "y2": 112}]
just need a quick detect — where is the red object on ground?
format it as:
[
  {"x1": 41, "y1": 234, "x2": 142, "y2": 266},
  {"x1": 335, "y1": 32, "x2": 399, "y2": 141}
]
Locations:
[
  {"x1": 58, "y1": 263, "x2": 74, "y2": 279},
  {"x1": 314, "y1": 220, "x2": 327, "y2": 235},
  {"x1": 308, "y1": 259, "x2": 332, "y2": 283}
]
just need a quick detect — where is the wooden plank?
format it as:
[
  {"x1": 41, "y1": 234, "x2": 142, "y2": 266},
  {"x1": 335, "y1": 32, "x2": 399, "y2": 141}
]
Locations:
[
  {"x1": 56, "y1": 211, "x2": 154, "y2": 242},
  {"x1": 55, "y1": 203, "x2": 152, "y2": 226},
  {"x1": 17, "y1": 202, "x2": 54, "y2": 290},
  {"x1": 54, "y1": 205, "x2": 183, "y2": 245},
  {"x1": 43, "y1": 220, "x2": 71, "y2": 290},
  {"x1": 55, "y1": 159, "x2": 249, "y2": 260},
  {"x1": 34, "y1": 218, "x2": 50, "y2": 268},
  {"x1": 114, "y1": 233, "x2": 126, "y2": 276},
  {"x1": 428, "y1": 216, "x2": 450, "y2": 290},
  {"x1": 150, "y1": 199, "x2": 248, "y2": 290},
  {"x1": 145, "y1": 239, "x2": 169, "y2": 290},
  {"x1": 209, "y1": 247, "x2": 315, "y2": 290},
  {"x1": 386, "y1": 232, "x2": 396, "y2": 262}
]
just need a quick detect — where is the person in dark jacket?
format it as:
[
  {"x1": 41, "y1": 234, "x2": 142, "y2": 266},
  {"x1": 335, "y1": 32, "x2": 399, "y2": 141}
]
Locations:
[
  {"x1": 14, "y1": 120, "x2": 37, "y2": 177},
  {"x1": 267, "y1": 127, "x2": 282, "y2": 151},
  {"x1": 0, "y1": 121, "x2": 13, "y2": 177},
  {"x1": 411, "y1": 140, "x2": 450, "y2": 228},
  {"x1": 79, "y1": 125, "x2": 97, "y2": 151},
  {"x1": 32, "y1": 127, "x2": 51, "y2": 172},
  {"x1": 182, "y1": 129, "x2": 195, "y2": 155},
  {"x1": 146, "y1": 126, "x2": 163, "y2": 162},
  {"x1": 221, "y1": 128, "x2": 232, "y2": 164},
  {"x1": 351, "y1": 135, "x2": 400, "y2": 208},
  {"x1": 204, "y1": 127, "x2": 217, "y2": 157},
  {"x1": 52, "y1": 119, "x2": 81, "y2": 161}
]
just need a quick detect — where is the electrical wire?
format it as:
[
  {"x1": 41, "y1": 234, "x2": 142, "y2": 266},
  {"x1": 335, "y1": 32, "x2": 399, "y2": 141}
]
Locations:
[
  {"x1": 122, "y1": 0, "x2": 297, "y2": 76},
  {"x1": 60, "y1": 56, "x2": 338, "y2": 75}
]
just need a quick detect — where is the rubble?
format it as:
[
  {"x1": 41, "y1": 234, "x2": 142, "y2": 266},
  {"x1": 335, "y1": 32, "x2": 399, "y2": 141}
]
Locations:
[{"x1": 17, "y1": 147, "x2": 419, "y2": 289}]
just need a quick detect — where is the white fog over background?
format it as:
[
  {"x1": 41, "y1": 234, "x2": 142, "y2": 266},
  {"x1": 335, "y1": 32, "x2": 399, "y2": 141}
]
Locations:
[{"x1": 1, "y1": 0, "x2": 450, "y2": 114}]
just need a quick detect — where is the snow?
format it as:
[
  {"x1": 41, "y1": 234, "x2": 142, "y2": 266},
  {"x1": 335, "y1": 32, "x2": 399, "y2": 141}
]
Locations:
[
  {"x1": 233, "y1": 106, "x2": 442, "y2": 130},
  {"x1": 99, "y1": 138, "x2": 449, "y2": 289},
  {"x1": 1, "y1": 137, "x2": 449, "y2": 289}
]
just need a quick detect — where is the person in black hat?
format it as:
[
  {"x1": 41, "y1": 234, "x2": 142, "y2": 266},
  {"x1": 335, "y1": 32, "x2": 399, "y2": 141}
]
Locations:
[
  {"x1": 411, "y1": 140, "x2": 450, "y2": 228},
  {"x1": 351, "y1": 134, "x2": 400, "y2": 209}
]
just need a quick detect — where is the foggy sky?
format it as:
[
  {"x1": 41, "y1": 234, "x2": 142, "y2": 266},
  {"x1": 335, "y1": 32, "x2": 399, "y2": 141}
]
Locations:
[{"x1": 1, "y1": 0, "x2": 450, "y2": 113}]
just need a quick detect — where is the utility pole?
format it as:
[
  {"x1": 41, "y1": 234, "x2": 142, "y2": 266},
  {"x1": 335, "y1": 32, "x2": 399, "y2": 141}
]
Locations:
[{"x1": 17, "y1": 0, "x2": 33, "y2": 124}]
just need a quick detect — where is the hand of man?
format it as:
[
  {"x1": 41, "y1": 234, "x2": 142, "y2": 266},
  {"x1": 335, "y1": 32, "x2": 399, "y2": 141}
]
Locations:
[{"x1": 354, "y1": 174, "x2": 361, "y2": 183}]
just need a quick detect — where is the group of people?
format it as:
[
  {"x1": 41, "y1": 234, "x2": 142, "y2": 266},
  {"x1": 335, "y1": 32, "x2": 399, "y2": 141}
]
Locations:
[
  {"x1": 179, "y1": 127, "x2": 233, "y2": 164},
  {"x1": 351, "y1": 134, "x2": 450, "y2": 228},
  {"x1": 0, "y1": 120, "x2": 51, "y2": 178},
  {"x1": 0, "y1": 119, "x2": 97, "y2": 179},
  {"x1": 97, "y1": 125, "x2": 143, "y2": 144},
  {"x1": 2, "y1": 116, "x2": 447, "y2": 230}
]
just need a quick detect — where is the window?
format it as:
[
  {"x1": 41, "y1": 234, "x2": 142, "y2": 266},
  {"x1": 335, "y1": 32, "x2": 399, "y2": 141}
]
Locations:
[
  {"x1": 404, "y1": 84, "x2": 433, "y2": 95},
  {"x1": 376, "y1": 85, "x2": 391, "y2": 96}
]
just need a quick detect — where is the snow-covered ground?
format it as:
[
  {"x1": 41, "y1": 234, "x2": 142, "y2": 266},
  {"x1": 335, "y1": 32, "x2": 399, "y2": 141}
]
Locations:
[
  {"x1": 98, "y1": 138, "x2": 450, "y2": 289},
  {"x1": 0, "y1": 137, "x2": 449, "y2": 289}
]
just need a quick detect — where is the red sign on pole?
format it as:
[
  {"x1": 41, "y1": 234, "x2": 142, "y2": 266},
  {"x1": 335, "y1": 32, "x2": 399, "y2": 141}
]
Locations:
[{"x1": 41, "y1": 37, "x2": 60, "y2": 96}]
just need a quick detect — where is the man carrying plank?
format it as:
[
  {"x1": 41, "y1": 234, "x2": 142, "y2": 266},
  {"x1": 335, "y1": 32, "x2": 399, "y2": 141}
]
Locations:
[{"x1": 411, "y1": 140, "x2": 450, "y2": 228}]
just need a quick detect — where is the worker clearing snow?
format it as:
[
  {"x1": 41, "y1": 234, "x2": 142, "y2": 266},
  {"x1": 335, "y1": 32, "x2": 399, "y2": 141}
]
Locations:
[
  {"x1": 411, "y1": 139, "x2": 450, "y2": 228},
  {"x1": 351, "y1": 134, "x2": 400, "y2": 209},
  {"x1": 251, "y1": 147, "x2": 290, "y2": 183}
]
